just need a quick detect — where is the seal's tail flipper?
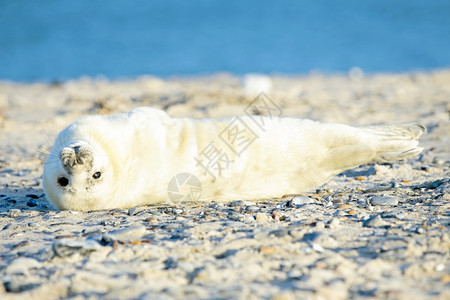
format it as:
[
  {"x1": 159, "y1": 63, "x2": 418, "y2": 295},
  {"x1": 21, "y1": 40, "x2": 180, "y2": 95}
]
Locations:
[
  {"x1": 361, "y1": 124, "x2": 426, "y2": 163},
  {"x1": 320, "y1": 123, "x2": 426, "y2": 173}
]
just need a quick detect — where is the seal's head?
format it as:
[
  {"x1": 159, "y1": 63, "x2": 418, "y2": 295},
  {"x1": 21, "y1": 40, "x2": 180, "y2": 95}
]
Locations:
[{"x1": 43, "y1": 140, "x2": 114, "y2": 211}]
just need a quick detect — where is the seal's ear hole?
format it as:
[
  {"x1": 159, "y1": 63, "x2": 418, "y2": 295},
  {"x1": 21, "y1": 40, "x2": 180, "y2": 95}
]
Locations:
[
  {"x1": 57, "y1": 177, "x2": 69, "y2": 187},
  {"x1": 92, "y1": 172, "x2": 101, "y2": 180}
]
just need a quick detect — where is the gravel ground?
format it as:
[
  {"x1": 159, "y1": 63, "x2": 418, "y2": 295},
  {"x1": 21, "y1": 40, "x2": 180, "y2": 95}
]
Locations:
[{"x1": 0, "y1": 71, "x2": 449, "y2": 299}]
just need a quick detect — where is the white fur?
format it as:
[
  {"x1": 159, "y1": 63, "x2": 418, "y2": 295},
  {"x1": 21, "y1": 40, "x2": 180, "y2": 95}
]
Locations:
[{"x1": 43, "y1": 107, "x2": 425, "y2": 211}]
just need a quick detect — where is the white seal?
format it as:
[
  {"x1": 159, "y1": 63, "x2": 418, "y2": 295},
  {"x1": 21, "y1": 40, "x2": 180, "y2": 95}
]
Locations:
[{"x1": 43, "y1": 107, "x2": 425, "y2": 211}]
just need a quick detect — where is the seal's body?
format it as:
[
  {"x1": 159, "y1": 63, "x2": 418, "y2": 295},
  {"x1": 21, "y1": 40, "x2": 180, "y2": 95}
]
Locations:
[{"x1": 43, "y1": 107, "x2": 425, "y2": 211}]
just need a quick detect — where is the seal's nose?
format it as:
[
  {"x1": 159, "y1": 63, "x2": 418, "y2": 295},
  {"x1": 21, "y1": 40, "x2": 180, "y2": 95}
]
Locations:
[
  {"x1": 60, "y1": 144, "x2": 94, "y2": 172},
  {"x1": 73, "y1": 145, "x2": 81, "y2": 154}
]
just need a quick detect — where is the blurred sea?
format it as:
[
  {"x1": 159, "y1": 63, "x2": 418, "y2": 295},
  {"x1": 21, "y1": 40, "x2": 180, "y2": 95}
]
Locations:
[{"x1": 0, "y1": 0, "x2": 449, "y2": 81}]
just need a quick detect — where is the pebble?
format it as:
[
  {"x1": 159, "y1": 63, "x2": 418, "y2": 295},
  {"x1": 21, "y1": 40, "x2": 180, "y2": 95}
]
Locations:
[
  {"x1": 4, "y1": 281, "x2": 39, "y2": 293},
  {"x1": 303, "y1": 232, "x2": 337, "y2": 248},
  {"x1": 420, "y1": 179, "x2": 445, "y2": 189},
  {"x1": 315, "y1": 221, "x2": 325, "y2": 229},
  {"x1": 108, "y1": 225, "x2": 147, "y2": 241},
  {"x1": 255, "y1": 212, "x2": 271, "y2": 222},
  {"x1": 415, "y1": 227, "x2": 426, "y2": 234},
  {"x1": 289, "y1": 196, "x2": 315, "y2": 206},
  {"x1": 8, "y1": 209, "x2": 21, "y2": 218},
  {"x1": 259, "y1": 246, "x2": 276, "y2": 255},
  {"x1": 369, "y1": 196, "x2": 399, "y2": 206},
  {"x1": 328, "y1": 218, "x2": 340, "y2": 229},
  {"x1": 243, "y1": 214, "x2": 255, "y2": 223},
  {"x1": 432, "y1": 157, "x2": 444, "y2": 165},
  {"x1": 210, "y1": 202, "x2": 224, "y2": 208},
  {"x1": 363, "y1": 215, "x2": 387, "y2": 227},
  {"x1": 245, "y1": 205, "x2": 259, "y2": 212},
  {"x1": 26, "y1": 199, "x2": 38, "y2": 207},
  {"x1": 229, "y1": 200, "x2": 252, "y2": 207},
  {"x1": 128, "y1": 207, "x2": 138, "y2": 216},
  {"x1": 6, "y1": 257, "x2": 40, "y2": 275},
  {"x1": 348, "y1": 209, "x2": 357, "y2": 215},
  {"x1": 172, "y1": 208, "x2": 183, "y2": 214},
  {"x1": 395, "y1": 212, "x2": 406, "y2": 219},
  {"x1": 53, "y1": 239, "x2": 101, "y2": 257},
  {"x1": 338, "y1": 204, "x2": 352, "y2": 209},
  {"x1": 435, "y1": 263, "x2": 445, "y2": 272},
  {"x1": 270, "y1": 229, "x2": 289, "y2": 238}
]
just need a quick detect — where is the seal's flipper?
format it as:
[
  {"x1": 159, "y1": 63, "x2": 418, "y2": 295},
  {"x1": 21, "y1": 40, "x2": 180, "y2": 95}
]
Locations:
[{"x1": 319, "y1": 123, "x2": 426, "y2": 173}]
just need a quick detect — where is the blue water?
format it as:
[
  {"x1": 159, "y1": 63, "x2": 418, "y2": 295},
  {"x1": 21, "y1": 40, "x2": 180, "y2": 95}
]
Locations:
[{"x1": 1, "y1": 0, "x2": 449, "y2": 81}]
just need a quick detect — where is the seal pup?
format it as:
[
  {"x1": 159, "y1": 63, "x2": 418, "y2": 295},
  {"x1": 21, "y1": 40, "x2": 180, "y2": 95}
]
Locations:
[{"x1": 43, "y1": 107, "x2": 426, "y2": 211}]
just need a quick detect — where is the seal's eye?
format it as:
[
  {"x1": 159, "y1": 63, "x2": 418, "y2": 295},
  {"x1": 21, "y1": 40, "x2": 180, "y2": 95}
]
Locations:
[
  {"x1": 57, "y1": 177, "x2": 69, "y2": 187},
  {"x1": 92, "y1": 172, "x2": 101, "y2": 180}
]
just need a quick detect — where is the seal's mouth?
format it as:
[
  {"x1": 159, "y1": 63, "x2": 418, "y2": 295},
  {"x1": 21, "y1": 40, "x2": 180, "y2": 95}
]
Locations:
[{"x1": 60, "y1": 144, "x2": 94, "y2": 174}]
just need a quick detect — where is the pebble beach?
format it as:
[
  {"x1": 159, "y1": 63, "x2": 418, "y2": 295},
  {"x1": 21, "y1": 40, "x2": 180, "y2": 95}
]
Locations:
[{"x1": 0, "y1": 71, "x2": 449, "y2": 299}]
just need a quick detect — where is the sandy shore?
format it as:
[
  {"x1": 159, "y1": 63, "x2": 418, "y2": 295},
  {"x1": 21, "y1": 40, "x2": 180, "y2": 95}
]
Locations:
[{"x1": 0, "y1": 71, "x2": 449, "y2": 299}]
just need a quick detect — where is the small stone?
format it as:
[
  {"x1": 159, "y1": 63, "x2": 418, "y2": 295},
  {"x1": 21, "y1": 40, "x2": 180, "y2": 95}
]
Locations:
[
  {"x1": 12, "y1": 240, "x2": 29, "y2": 249},
  {"x1": 348, "y1": 209, "x2": 357, "y2": 215},
  {"x1": 210, "y1": 202, "x2": 224, "y2": 208},
  {"x1": 4, "y1": 281, "x2": 39, "y2": 293},
  {"x1": 421, "y1": 179, "x2": 445, "y2": 189},
  {"x1": 328, "y1": 218, "x2": 340, "y2": 229},
  {"x1": 109, "y1": 225, "x2": 147, "y2": 241},
  {"x1": 6, "y1": 257, "x2": 40, "y2": 275},
  {"x1": 435, "y1": 263, "x2": 445, "y2": 272},
  {"x1": 144, "y1": 217, "x2": 158, "y2": 223},
  {"x1": 415, "y1": 227, "x2": 426, "y2": 234},
  {"x1": 339, "y1": 204, "x2": 352, "y2": 209},
  {"x1": 312, "y1": 243, "x2": 325, "y2": 252},
  {"x1": 259, "y1": 246, "x2": 276, "y2": 255},
  {"x1": 270, "y1": 229, "x2": 289, "y2": 238},
  {"x1": 315, "y1": 221, "x2": 325, "y2": 229},
  {"x1": 215, "y1": 249, "x2": 238, "y2": 259},
  {"x1": 420, "y1": 165, "x2": 431, "y2": 171},
  {"x1": 8, "y1": 209, "x2": 21, "y2": 218},
  {"x1": 53, "y1": 239, "x2": 101, "y2": 257},
  {"x1": 356, "y1": 176, "x2": 365, "y2": 181},
  {"x1": 26, "y1": 199, "x2": 38, "y2": 207},
  {"x1": 229, "y1": 200, "x2": 251, "y2": 207},
  {"x1": 302, "y1": 231, "x2": 337, "y2": 248},
  {"x1": 289, "y1": 196, "x2": 315, "y2": 206},
  {"x1": 162, "y1": 223, "x2": 181, "y2": 230},
  {"x1": 128, "y1": 207, "x2": 138, "y2": 216},
  {"x1": 395, "y1": 212, "x2": 406, "y2": 219},
  {"x1": 26, "y1": 194, "x2": 39, "y2": 199},
  {"x1": 440, "y1": 274, "x2": 450, "y2": 283},
  {"x1": 432, "y1": 157, "x2": 444, "y2": 165},
  {"x1": 391, "y1": 182, "x2": 401, "y2": 188},
  {"x1": 243, "y1": 214, "x2": 255, "y2": 223},
  {"x1": 363, "y1": 215, "x2": 387, "y2": 227},
  {"x1": 369, "y1": 196, "x2": 398, "y2": 206},
  {"x1": 245, "y1": 205, "x2": 259, "y2": 212},
  {"x1": 255, "y1": 212, "x2": 271, "y2": 222}
]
